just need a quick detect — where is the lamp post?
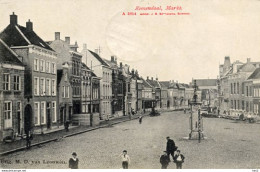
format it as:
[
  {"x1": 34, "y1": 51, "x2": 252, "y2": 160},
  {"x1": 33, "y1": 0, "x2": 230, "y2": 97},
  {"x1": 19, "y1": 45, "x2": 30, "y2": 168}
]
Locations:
[{"x1": 189, "y1": 80, "x2": 203, "y2": 142}]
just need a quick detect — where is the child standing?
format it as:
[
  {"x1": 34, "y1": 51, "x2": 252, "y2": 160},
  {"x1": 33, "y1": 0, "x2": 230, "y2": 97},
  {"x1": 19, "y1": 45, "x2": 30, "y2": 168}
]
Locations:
[{"x1": 173, "y1": 150, "x2": 185, "y2": 169}]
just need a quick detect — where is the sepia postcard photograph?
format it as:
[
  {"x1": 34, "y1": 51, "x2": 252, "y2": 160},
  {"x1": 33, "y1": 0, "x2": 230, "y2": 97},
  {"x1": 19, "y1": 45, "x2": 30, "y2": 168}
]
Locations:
[{"x1": 0, "y1": 0, "x2": 260, "y2": 170}]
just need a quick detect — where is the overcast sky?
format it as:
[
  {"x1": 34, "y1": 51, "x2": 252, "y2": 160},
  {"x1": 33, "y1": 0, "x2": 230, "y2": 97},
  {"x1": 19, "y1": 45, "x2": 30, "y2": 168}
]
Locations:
[{"x1": 1, "y1": 0, "x2": 260, "y2": 83}]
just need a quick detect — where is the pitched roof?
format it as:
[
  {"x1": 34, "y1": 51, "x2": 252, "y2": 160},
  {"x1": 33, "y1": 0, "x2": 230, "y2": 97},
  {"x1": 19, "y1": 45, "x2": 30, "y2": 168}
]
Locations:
[
  {"x1": 81, "y1": 62, "x2": 97, "y2": 77},
  {"x1": 0, "y1": 38, "x2": 24, "y2": 66},
  {"x1": 238, "y1": 63, "x2": 256, "y2": 73},
  {"x1": 160, "y1": 81, "x2": 170, "y2": 88},
  {"x1": 88, "y1": 50, "x2": 109, "y2": 67},
  {"x1": 0, "y1": 24, "x2": 53, "y2": 51},
  {"x1": 103, "y1": 58, "x2": 118, "y2": 69},
  {"x1": 141, "y1": 78, "x2": 152, "y2": 88},
  {"x1": 248, "y1": 68, "x2": 260, "y2": 80},
  {"x1": 146, "y1": 79, "x2": 160, "y2": 88},
  {"x1": 193, "y1": 79, "x2": 217, "y2": 87}
]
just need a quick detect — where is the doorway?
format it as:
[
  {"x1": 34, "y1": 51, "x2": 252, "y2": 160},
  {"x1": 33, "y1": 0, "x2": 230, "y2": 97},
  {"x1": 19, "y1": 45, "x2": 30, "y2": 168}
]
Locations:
[{"x1": 24, "y1": 104, "x2": 32, "y2": 135}]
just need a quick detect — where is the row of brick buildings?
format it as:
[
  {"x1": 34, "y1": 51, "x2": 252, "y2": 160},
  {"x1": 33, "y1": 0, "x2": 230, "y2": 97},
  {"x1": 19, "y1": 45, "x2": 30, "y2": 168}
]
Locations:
[
  {"x1": 0, "y1": 13, "x2": 200, "y2": 141},
  {"x1": 218, "y1": 56, "x2": 260, "y2": 118}
]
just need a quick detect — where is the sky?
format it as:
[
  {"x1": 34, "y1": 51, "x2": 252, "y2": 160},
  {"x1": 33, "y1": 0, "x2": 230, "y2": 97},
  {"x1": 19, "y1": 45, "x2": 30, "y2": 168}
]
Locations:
[{"x1": 0, "y1": 0, "x2": 260, "y2": 83}]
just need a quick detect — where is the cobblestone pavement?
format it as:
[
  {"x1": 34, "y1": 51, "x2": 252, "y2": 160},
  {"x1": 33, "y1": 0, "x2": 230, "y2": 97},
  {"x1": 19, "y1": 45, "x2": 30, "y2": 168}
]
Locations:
[{"x1": 1, "y1": 111, "x2": 260, "y2": 169}]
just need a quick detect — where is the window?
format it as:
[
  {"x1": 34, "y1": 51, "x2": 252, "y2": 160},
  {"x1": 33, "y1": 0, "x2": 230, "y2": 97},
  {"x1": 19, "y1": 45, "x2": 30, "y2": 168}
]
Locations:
[
  {"x1": 17, "y1": 102, "x2": 21, "y2": 129},
  {"x1": 51, "y1": 79, "x2": 56, "y2": 96},
  {"x1": 64, "y1": 72, "x2": 68, "y2": 81},
  {"x1": 230, "y1": 83, "x2": 233, "y2": 94},
  {"x1": 41, "y1": 102, "x2": 46, "y2": 124},
  {"x1": 66, "y1": 86, "x2": 70, "y2": 98},
  {"x1": 13, "y1": 75, "x2": 21, "y2": 91},
  {"x1": 46, "y1": 61, "x2": 50, "y2": 73},
  {"x1": 237, "y1": 83, "x2": 239, "y2": 94},
  {"x1": 4, "y1": 101, "x2": 12, "y2": 129},
  {"x1": 34, "y1": 58, "x2": 39, "y2": 71},
  {"x1": 40, "y1": 78, "x2": 45, "y2": 96},
  {"x1": 40, "y1": 59, "x2": 45, "y2": 72},
  {"x1": 34, "y1": 77, "x2": 39, "y2": 95},
  {"x1": 62, "y1": 86, "x2": 65, "y2": 98},
  {"x1": 52, "y1": 101, "x2": 56, "y2": 122},
  {"x1": 46, "y1": 79, "x2": 51, "y2": 96},
  {"x1": 3, "y1": 73, "x2": 10, "y2": 91},
  {"x1": 51, "y1": 63, "x2": 56, "y2": 74},
  {"x1": 34, "y1": 102, "x2": 40, "y2": 125}
]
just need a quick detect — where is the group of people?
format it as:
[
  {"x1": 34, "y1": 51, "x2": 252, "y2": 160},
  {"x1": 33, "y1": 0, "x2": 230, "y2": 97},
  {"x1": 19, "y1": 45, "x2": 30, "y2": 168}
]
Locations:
[
  {"x1": 160, "y1": 137, "x2": 185, "y2": 169},
  {"x1": 68, "y1": 137, "x2": 184, "y2": 169}
]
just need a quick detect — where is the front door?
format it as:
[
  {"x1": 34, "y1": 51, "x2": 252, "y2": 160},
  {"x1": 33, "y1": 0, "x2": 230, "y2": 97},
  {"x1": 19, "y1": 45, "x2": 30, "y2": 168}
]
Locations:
[
  {"x1": 24, "y1": 104, "x2": 32, "y2": 135},
  {"x1": 47, "y1": 103, "x2": 51, "y2": 129}
]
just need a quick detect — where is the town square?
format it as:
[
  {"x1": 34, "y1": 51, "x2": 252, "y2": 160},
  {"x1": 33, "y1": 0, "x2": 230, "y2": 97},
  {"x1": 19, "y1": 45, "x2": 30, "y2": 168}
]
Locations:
[{"x1": 0, "y1": 0, "x2": 260, "y2": 170}]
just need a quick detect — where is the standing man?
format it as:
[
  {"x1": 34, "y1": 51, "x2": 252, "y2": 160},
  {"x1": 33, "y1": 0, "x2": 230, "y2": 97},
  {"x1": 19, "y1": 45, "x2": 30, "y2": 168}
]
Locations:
[
  {"x1": 173, "y1": 150, "x2": 185, "y2": 169},
  {"x1": 26, "y1": 131, "x2": 33, "y2": 149},
  {"x1": 139, "y1": 115, "x2": 143, "y2": 124},
  {"x1": 160, "y1": 151, "x2": 170, "y2": 169},
  {"x1": 166, "y1": 136, "x2": 177, "y2": 161},
  {"x1": 120, "y1": 150, "x2": 130, "y2": 169},
  {"x1": 69, "y1": 152, "x2": 79, "y2": 169}
]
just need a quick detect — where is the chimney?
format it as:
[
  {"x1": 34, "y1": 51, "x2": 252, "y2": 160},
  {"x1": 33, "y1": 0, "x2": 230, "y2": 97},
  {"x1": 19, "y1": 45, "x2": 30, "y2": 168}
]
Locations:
[
  {"x1": 151, "y1": 77, "x2": 153, "y2": 80},
  {"x1": 83, "y1": 43, "x2": 87, "y2": 50},
  {"x1": 156, "y1": 77, "x2": 158, "y2": 81},
  {"x1": 247, "y1": 58, "x2": 251, "y2": 63},
  {"x1": 131, "y1": 69, "x2": 134, "y2": 75},
  {"x1": 111, "y1": 56, "x2": 115, "y2": 62},
  {"x1": 120, "y1": 62, "x2": 123, "y2": 68},
  {"x1": 10, "y1": 12, "x2": 17, "y2": 25},
  {"x1": 135, "y1": 70, "x2": 139, "y2": 76},
  {"x1": 26, "y1": 19, "x2": 33, "y2": 31},
  {"x1": 65, "y1": 37, "x2": 70, "y2": 44},
  {"x1": 147, "y1": 76, "x2": 149, "y2": 80},
  {"x1": 55, "y1": 32, "x2": 60, "y2": 40},
  {"x1": 115, "y1": 57, "x2": 117, "y2": 64}
]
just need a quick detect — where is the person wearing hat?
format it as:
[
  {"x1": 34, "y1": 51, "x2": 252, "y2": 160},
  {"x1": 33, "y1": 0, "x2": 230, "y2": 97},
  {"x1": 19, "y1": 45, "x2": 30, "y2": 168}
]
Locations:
[
  {"x1": 166, "y1": 136, "x2": 177, "y2": 161},
  {"x1": 69, "y1": 152, "x2": 79, "y2": 169},
  {"x1": 120, "y1": 150, "x2": 130, "y2": 169},
  {"x1": 160, "y1": 151, "x2": 170, "y2": 169}
]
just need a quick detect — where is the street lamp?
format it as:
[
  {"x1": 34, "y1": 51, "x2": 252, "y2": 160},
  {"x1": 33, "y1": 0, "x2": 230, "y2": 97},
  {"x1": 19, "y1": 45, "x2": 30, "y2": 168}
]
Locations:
[{"x1": 188, "y1": 80, "x2": 203, "y2": 143}]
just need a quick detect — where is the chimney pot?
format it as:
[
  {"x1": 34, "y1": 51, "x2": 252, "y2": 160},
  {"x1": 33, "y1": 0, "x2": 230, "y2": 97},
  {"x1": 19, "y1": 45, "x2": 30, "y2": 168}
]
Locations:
[
  {"x1": 55, "y1": 32, "x2": 60, "y2": 40},
  {"x1": 26, "y1": 19, "x2": 33, "y2": 31},
  {"x1": 10, "y1": 12, "x2": 17, "y2": 25},
  {"x1": 65, "y1": 37, "x2": 70, "y2": 44}
]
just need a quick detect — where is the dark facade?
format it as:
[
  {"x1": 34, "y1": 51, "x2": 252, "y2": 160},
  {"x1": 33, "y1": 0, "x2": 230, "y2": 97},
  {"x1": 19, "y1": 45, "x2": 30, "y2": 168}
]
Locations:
[{"x1": 104, "y1": 57, "x2": 124, "y2": 116}]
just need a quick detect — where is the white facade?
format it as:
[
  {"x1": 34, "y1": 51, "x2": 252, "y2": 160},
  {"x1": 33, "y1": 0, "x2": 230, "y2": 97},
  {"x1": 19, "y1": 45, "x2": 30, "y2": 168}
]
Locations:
[{"x1": 82, "y1": 48, "x2": 112, "y2": 119}]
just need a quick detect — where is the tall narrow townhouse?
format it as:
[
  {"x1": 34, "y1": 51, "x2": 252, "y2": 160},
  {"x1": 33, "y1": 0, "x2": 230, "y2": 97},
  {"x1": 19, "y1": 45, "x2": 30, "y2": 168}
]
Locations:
[
  {"x1": 141, "y1": 77, "x2": 154, "y2": 112},
  {"x1": 103, "y1": 56, "x2": 124, "y2": 117},
  {"x1": 228, "y1": 58, "x2": 256, "y2": 116},
  {"x1": 0, "y1": 39, "x2": 25, "y2": 141},
  {"x1": 247, "y1": 68, "x2": 260, "y2": 117},
  {"x1": 146, "y1": 77, "x2": 161, "y2": 110},
  {"x1": 81, "y1": 47, "x2": 112, "y2": 120},
  {"x1": 48, "y1": 32, "x2": 82, "y2": 119},
  {"x1": 0, "y1": 13, "x2": 58, "y2": 134}
]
